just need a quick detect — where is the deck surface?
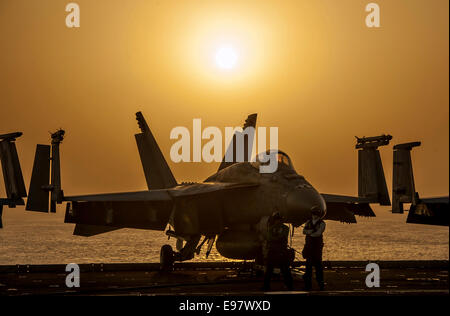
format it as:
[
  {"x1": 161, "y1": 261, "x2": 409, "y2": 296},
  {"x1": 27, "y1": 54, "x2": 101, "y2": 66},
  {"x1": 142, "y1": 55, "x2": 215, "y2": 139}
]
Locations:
[{"x1": 0, "y1": 261, "x2": 448, "y2": 296}]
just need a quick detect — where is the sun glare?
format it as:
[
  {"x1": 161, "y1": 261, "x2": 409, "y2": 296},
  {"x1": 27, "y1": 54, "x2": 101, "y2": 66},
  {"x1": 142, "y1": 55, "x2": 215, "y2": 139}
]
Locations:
[
  {"x1": 215, "y1": 45, "x2": 238, "y2": 70},
  {"x1": 176, "y1": 11, "x2": 273, "y2": 85}
]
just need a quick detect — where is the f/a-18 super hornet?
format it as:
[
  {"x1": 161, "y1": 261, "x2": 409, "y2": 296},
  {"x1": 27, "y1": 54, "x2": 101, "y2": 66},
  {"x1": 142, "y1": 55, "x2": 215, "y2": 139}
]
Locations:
[
  {"x1": 0, "y1": 132, "x2": 27, "y2": 229},
  {"x1": 26, "y1": 112, "x2": 392, "y2": 269},
  {"x1": 391, "y1": 142, "x2": 448, "y2": 226}
]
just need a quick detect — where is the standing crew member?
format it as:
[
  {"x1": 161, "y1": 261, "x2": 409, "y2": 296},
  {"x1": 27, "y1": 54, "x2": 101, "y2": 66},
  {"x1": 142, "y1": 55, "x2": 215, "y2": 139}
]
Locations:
[
  {"x1": 302, "y1": 206, "x2": 326, "y2": 290},
  {"x1": 262, "y1": 212, "x2": 294, "y2": 291}
]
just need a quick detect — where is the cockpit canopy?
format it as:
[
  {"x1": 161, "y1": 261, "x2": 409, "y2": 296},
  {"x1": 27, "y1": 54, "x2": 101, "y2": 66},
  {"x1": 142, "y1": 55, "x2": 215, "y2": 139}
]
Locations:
[{"x1": 251, "y1": 149, "x2": 296, "y2": 172}]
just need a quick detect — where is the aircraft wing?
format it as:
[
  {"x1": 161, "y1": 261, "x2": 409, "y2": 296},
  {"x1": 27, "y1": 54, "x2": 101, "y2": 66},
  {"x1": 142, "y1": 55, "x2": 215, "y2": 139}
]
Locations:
[
  {"x1": 64, "y1": 182, "x2": 259, "y2": 235},
  {"x1": 406, "y1": 196, "x2": 449, "y2": 226},
  {"x1": 65, "y1": 182, "x2": 258, "y2": 202},
  {"x1": 65, "y1": 190, "x2": 172, "y2": 202},
  {"x1": 321, "y1": 193, "x2": 376, "y2": 224},
  {"x1": 420, "y1": 197, "x2": 449, "y2": 204}
]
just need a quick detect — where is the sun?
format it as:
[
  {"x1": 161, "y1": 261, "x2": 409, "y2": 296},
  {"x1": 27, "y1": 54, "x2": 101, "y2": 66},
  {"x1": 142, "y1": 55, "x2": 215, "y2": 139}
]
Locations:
[
  {"x1": 176, "y1": 13, "x2": 272, "y2": 83},
  {"x1": 215, "y1": 45, "x2": 238, "y2": 70}
]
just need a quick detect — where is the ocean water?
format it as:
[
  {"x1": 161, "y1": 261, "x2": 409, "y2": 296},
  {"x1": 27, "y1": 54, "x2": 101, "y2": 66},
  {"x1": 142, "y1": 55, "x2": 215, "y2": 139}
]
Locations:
[{"x1": 0, "y1": 209, "x2": 448, "y2": 265}]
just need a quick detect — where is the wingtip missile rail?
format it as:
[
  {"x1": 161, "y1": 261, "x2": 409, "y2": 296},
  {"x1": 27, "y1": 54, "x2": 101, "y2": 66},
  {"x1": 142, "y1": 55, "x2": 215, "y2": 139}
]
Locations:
[
  {"x1": 355, "y1": 134, "x2": 393, "y2": 149},
  {"x1": 0, "y1": 132, "x2": 23, "y2": 142}
]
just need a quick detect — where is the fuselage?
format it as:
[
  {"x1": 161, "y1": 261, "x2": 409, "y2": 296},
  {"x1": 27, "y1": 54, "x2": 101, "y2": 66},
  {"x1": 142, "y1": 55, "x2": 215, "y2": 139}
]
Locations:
[
  {"x1": 204, "y1": 154, "x2": 326, "y2": 228},
  {"x1": 197, "y1": 153, "x2": 326, "y2": 260}
]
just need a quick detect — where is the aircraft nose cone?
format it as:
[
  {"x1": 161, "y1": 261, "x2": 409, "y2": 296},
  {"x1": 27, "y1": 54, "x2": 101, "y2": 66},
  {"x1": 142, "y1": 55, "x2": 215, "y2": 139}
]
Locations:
[{"x1": 286, "y1": 186, "x2": 326, "y2": 224}]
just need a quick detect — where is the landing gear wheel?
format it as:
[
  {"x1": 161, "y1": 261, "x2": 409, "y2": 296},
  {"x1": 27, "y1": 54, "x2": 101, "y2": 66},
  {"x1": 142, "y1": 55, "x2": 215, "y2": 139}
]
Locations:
[{"x1": 160, "y1": 244, "x2": 174, "y2": 272}]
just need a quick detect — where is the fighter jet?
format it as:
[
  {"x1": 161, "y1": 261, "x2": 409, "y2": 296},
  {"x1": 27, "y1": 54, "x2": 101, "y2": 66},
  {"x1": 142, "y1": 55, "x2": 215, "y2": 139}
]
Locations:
[
  {"x1": 25, "y1": 112, "x2": 391, "y2": 269},
  {"x1": 391, "y1": 142, "x2": 449, "y2": 226},
  {"x1": 0, "y1": 132, "x2": 27, "y2": 229}
]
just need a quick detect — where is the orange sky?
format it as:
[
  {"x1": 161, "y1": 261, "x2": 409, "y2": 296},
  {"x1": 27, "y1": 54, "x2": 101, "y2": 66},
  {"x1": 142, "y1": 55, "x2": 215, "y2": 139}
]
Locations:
[{"x1": 0, "y1": 0, "x2": 448, "y2": 210}]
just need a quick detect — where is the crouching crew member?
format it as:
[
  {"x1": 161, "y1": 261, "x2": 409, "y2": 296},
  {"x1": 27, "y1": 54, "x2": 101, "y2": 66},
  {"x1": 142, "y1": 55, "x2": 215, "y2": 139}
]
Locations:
[{"x1": 262, "y1": 212, "x2": 294, "y2": 291}]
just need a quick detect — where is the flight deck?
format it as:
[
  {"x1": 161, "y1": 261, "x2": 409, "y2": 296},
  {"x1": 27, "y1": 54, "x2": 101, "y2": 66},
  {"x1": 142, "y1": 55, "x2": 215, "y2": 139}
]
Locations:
[{"x1": 0, "y1": 260, "x2": 447, "y2": 296}]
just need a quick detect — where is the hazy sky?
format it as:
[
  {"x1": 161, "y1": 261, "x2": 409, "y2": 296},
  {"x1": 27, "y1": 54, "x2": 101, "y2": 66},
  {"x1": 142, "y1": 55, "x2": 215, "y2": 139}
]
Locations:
[{"x1": 0, "y1": 0, "x2": 448, "y2": 209}]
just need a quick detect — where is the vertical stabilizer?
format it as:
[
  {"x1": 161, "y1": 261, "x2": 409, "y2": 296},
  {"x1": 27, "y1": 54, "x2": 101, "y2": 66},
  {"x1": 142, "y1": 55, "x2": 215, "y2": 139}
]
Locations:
[
  {"x1": 0, "y1": 132, "x2": 27, "y2": 200},
  {"x1": 392, "y1": 142, "x2": 421, "y2": 213},
  {"x1": 356, "y1": 135, "x2": 391, "y2": 206},
  {"x1": 26, "y1": 145, "x2": 51, "y2": 212},
  {"x1": 218, "y1": 113, "x2": 257, "y2": 171},
  {"x1": 26, "y1": 130, "x2": 65, "y2": 213},
  {"x1": 0, "y1": 132, "x2": 27, "y2": 228},
  {"x1": 135, "y1": 112, "x2": 177, "y2": 190}
]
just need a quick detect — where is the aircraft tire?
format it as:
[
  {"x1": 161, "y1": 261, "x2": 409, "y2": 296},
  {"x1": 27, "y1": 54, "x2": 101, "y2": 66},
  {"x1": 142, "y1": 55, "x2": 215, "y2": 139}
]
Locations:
[{"x1": 160, "y1": 244, "x2": 175, "y2": 271}]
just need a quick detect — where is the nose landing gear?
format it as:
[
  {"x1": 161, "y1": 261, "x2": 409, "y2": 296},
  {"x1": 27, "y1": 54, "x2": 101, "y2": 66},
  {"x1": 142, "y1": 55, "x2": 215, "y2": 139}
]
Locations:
[
  {"x1": 160, "y1": 244, "x2": 175, "y2": 271},
  {"x1": 159, "y1": 235, "x2": 201, "y2": 271}
]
